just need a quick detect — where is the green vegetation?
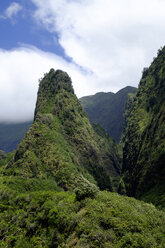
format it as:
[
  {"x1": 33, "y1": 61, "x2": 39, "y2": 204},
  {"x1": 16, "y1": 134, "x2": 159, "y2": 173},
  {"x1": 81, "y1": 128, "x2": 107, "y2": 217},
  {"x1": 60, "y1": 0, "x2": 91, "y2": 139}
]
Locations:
[
  {"x1": 2, "y1": 69, "x2": 120, "y2": 193},
  {"x1": 121, "y1": 93, "x2": 137, "y2": 143},
  {"x1": 80, "y1": 86, "x2": 137, "y2": 142},
  {"x1": 0, "y1": 68, "x2": 165, "y2": 247},
  {"x1": 121, "y1": 47, "x2": 165, "y2": 210},
  {"x1": 0, "y1": 86, "x2": 136, "y2": 151},
  {"x1": 0, "y1": 151, "x2": 14, "y2": 167},
  {"x1": 0, "y1": 188, "x2": 164, "y2": 247}
]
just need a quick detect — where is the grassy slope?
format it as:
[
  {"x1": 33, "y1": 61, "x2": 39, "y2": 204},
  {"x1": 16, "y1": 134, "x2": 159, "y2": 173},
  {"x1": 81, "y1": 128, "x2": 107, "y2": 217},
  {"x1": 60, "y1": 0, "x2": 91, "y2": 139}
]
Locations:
[{"x1": 121, "y1": 47, "x2": 165, "y2": 209}]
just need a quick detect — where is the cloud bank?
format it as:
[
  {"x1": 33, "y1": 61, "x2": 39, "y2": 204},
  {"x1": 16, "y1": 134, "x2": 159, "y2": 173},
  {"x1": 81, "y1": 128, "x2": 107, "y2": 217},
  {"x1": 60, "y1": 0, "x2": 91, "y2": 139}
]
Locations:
[
  {"x1": 1, "y1": 0, "x2": 165, "y2": 122},
  {"x1": 32, "y1": 0, "x2": 165, "y2": 85},
  {"x1": 0, "y1": 46, "x2": 95, "y2": 123}
]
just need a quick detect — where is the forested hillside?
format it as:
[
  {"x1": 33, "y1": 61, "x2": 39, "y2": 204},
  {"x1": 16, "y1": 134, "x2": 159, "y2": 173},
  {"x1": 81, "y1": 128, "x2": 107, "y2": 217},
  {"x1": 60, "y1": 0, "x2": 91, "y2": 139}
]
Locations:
[
  {"x1": 0, "y1": 69, "x2": 164, "y2": 247},
  {"x1": 120, "y1": 47, "x2": 165, "y2": 210}
]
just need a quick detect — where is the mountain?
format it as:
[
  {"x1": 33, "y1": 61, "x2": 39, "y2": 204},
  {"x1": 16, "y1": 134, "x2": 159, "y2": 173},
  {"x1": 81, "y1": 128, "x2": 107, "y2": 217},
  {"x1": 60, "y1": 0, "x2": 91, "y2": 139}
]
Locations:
[
  {"x1": 0, "y1": 69, "x2": 164, "y2": 247},
  {"x1": 0, "y1": 86, "x2": 136, "y2": 152},
  {"x1": 120, "y1": 47, "x2": 165, "y2": 209},
  {"x1": 4, "y1": 69, "x2": 120, "y2": 192},
  {"x1": 0, "y1": 121, "x2": 32, "y2": 152},
  {"x1": 80, "y1": 86, "x2": 137, "y2": 142}
]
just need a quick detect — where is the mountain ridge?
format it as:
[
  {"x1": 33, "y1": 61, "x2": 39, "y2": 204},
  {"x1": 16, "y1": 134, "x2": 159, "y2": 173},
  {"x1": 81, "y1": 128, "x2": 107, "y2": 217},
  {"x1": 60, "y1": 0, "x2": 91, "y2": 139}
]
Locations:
[
  {"x1": 0, "y1": 85, "x2": 136, "y2": 152},
  {"x1": 80, "y1": 86, "x2": 137, "y2": 142},
  {"x1": 120, "y1": 47, "x2": 165, "y2": 209}
]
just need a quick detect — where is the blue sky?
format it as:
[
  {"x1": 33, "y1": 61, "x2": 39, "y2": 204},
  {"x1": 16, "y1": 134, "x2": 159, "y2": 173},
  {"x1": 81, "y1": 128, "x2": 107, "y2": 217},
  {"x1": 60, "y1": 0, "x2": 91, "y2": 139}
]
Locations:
[
  {"x1": 0, "y1": 0, "x2": 66, "y2": 57},
  {"x1": 0, "y1": 0, "x2": 165, "y2": 122}
]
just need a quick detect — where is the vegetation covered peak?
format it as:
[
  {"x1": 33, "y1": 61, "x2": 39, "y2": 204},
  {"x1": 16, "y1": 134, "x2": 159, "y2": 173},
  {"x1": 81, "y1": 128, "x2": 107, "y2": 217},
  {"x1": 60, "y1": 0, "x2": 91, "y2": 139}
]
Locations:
[
  {"x1": 0, "y1": 66, "x2": 165, "y2": 247},
  {"x1": 4, "y1": 68, "x2": 121, "y2": 193},
  {"x1": 34, "y1": 68, "x2": 74, "y2": 119},
  {"x1": 40, "y1": 68, "x2": 74, "y2": 95}
]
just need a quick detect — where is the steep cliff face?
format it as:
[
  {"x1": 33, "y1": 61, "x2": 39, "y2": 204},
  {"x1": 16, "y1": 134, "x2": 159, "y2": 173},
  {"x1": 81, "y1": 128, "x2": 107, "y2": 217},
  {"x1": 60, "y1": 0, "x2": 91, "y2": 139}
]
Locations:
[
  {"x1": 121, "y1": 92, "x2": 137, "y2": 143},
  {"x1": 5, "y1": 69, "x2": 120, "y2": 192},
  {"x1": 80, "y1": 86, "x2": 137, "y2": 142},
  {"x1": 121, "y1": 47, "x2": 165, "y2": 209}
]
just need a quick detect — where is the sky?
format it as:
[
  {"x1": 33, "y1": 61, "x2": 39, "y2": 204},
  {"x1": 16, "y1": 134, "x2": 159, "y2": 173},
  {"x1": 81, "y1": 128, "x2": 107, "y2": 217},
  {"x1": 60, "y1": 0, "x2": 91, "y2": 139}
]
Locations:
[{"x1": 0, "y1": 0, "x2": 165, "y2": 123}]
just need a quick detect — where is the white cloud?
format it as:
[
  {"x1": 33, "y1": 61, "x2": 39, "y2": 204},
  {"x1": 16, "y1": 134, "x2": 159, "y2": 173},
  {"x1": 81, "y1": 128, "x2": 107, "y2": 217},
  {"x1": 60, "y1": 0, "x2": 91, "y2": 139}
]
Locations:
[
  {"x1": 1, "y1": 0, "x2": 165, "y2": 123},
  {"x1": 5, "y1": 2, "x2": 22, "y2": 19},
  {"x1": 31, "y1": 0, "x2": 165, "y2": 89},
  {"x1": 0, "y1": 46, "x2": 98, "y2": 123}
]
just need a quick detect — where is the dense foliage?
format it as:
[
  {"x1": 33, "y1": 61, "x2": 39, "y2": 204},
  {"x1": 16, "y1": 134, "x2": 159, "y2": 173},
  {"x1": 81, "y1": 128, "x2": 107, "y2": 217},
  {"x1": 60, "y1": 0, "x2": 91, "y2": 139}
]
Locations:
[
  {"x1": 121, "y1": 93, "x2": 137, "y2": 143},
  {"x1": 80, "y1": 86, "x2": 137, "y2": 142},
  {"x1": 0, "y1": 68, "x2": 165, "y2": 247},
  {"x1": 120, "y1": 47, "x2": 165, "y2": 210},
  {"x1": 0, "y1": 189, "x2": 164, "y2": 248}
]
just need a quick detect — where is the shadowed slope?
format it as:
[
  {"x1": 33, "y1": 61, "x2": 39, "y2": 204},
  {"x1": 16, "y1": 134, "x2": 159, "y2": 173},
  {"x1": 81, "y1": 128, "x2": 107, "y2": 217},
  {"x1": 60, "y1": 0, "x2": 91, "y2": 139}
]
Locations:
[
  {"x1": 80, "y1": 86, "x2": 137, "y2": 142},
  {"x1": 120, "y1": 47, "x2": 165, "y2": 209}
]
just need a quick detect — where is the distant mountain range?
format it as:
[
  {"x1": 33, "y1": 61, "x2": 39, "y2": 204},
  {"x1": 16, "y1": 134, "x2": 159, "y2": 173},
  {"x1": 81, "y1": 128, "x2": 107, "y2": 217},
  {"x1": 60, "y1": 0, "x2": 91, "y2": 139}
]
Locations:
[
  {"x1": 80, "y1": 86, "x2": 137, "y2": 142},
  {"x1": 0, "y1": 86, "x2": 137, "y2": 153},
  {"x1": 0, "y1": 121, "x2": 32, "y2": 152}
]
